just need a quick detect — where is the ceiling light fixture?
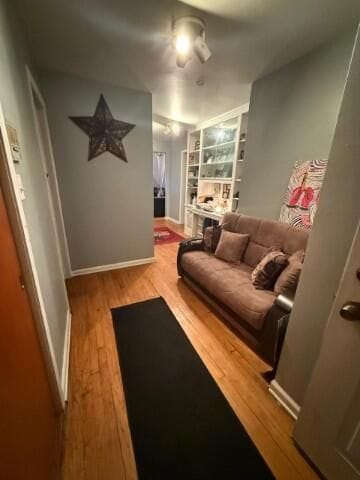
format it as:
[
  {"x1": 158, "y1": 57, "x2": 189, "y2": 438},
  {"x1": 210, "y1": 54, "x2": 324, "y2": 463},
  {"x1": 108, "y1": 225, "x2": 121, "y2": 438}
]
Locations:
[
  {"x1": 163, "y1": 122, "x2": 180, "y2": 136},
  {"x1": 171, "y1": 123, "x2": 180, "y2": 136},
  {"x1": 175, "y1": 34, "x2": 191, "y2": 55},
  {"x1": 173, "y1": 16, "x2": 212, "y2": 68}
]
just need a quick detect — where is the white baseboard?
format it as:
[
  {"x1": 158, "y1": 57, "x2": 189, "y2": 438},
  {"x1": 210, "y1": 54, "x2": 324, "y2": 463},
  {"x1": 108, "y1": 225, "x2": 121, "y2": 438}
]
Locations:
[
  {"x1": 71, "y1": 256, "x2": 156, "y2": 277},
  {"x1": 164, "y1": 216, "x2": 182, "y2": 224},
  {"x1": 61, "y1": 310, "x2": 72, "y2": 402},
  {"x1": 269, "y1": 380, "x2": 300, "y2": 420}
]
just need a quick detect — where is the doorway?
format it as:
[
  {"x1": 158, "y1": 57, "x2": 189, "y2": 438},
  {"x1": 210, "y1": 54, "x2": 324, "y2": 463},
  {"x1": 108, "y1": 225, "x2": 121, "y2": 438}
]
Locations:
[
  {"x1": 26, "y1": 67, "x2": 71, "y2": 278},
  {"x1": 153, "y1": 151, "x2": 167, "y2": 218}
]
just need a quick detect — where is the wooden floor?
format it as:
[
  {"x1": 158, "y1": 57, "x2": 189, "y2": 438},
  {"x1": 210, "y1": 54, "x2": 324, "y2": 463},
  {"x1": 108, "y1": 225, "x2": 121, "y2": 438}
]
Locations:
[{"x1": 62, "y1": 219, "x2": 319, "y2": 480}]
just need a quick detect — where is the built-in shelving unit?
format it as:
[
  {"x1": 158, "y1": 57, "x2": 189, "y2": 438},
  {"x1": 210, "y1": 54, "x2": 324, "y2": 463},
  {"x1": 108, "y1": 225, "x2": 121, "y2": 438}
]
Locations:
[{"x1": 184, "y1": 104, "x2": 249, "y2": 236}]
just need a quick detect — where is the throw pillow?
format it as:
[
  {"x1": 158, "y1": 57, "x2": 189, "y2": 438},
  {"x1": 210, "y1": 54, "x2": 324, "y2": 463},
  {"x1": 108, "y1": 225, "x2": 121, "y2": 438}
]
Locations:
[
  {"x1": 215, "y1": 230, "x2": 250, "y2": 263},
  {"x1": 251, "y1": 250, "x2": 288, "y2": 290},
  {"x1": 211, "y1": 224, "x2": 223, "y2": 252},
  {"x1": 203, "y1": 226, "x2": 214, "y2": 251},
  {"x1": 274, "y1": 250, "x2": 305, "y2": 295}
]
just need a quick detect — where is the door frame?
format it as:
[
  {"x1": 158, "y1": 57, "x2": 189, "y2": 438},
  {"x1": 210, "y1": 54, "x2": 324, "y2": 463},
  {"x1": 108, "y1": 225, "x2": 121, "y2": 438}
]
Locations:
[
  {"x1": 26, "y1": 66, "x2": 72, "y2": 278},
  {"x1": 178, "y1": 149, "x2": 187, "y2": 224},
  {"x1": 0, "y1": 103, "x2": 64, "y2": 411}
]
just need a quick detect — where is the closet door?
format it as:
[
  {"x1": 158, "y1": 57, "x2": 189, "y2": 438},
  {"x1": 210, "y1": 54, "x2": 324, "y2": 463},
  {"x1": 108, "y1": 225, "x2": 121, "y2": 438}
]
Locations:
[{"x1": 0, "y1": 185, "x2": 61, "y2": 480}]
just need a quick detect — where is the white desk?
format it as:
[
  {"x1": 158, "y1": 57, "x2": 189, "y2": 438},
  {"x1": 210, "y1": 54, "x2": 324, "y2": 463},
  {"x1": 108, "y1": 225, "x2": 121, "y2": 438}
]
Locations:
[{"x1": 190, "y1": 207, "x2": 225, "y2": 236}]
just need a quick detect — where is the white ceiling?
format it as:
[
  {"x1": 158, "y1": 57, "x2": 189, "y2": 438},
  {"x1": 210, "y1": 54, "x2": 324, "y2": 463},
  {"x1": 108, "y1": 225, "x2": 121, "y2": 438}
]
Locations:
[{"x1": 13, "y1": 0, "x2": 359, "y2": 125}]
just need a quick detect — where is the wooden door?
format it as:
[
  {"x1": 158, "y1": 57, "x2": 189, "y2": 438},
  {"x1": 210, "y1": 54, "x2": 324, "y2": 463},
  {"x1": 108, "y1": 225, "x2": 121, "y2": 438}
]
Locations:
[
  {"x1": 0, "y1": 185, "x2": 61, "y2": 479},
  {"x1": 294, "y1": 222, "x2": 360, "y2": 479}
]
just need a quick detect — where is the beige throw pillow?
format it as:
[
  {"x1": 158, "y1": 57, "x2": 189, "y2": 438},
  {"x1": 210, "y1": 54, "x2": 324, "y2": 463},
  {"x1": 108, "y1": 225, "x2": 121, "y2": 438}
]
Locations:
[
  {"x1": 274, "y1": 250, "x2": 305, "y2": 295},
  {"x1": 215, "y1": 230, "x2": 249, "y2": 263},
  {"x1": 251, "y1": 250, "x2": 288, "y2": 290}
]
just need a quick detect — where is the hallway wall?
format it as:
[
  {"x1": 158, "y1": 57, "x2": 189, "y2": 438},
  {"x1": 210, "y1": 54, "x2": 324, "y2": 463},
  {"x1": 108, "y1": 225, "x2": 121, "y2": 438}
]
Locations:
[
  {"x1": 0, "y1": 1, "x2": 69, "y2": 388},
  {"x1": 40, "y1": 69, "x2": 154, "y2": 271}
]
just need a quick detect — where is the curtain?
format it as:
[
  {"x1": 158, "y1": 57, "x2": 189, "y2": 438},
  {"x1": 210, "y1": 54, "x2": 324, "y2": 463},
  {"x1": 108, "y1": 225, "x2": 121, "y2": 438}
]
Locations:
[{"x1": 153, "y1": 152, "x2": 166, "y2": 197}]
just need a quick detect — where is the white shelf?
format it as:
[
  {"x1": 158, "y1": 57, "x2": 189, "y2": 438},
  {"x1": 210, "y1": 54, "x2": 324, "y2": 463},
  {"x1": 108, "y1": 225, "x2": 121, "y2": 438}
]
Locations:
[
  {"x1": 184, "y1": 107, "x2": 248, "y2": 234},
  {"x1": 202, "y1": 160, "x2": 233, "y2": 166},
  {"x1": 199, "y1": 178, "x2": 233, "y2": 183},
  {"x1": 202, "y1": 140, "x2": 235, "y2": 150}
]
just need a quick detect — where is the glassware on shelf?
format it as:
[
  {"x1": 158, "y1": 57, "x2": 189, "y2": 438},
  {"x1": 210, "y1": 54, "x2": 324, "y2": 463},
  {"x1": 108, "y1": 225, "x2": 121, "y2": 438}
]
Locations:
[{"x1": 202, "y1": 117, "x2": 238, "y2": 148}]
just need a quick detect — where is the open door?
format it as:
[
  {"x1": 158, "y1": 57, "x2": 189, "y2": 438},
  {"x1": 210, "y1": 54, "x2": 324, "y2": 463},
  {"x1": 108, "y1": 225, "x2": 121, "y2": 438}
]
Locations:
[
  {"x1": 293, "y1": 28, "x2": 360, "y2": 478},
  {"x1": 294, "y1": 222, "x2": 360, "y2": 479},
  {"x1": 0, "y1": 182, "x2": 61, "y2": 479}
]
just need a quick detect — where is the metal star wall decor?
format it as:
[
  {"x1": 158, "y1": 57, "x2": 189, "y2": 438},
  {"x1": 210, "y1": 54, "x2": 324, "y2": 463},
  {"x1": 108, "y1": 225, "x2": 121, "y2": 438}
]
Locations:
[{"x1": 69, "y1": 94, "x2": 135, "y2": 162}]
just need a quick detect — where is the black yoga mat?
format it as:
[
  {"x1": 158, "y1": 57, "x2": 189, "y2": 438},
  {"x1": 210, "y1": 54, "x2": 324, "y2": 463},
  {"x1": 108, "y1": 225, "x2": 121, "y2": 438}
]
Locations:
[{"x1": 112, "y1": 297, "x2": 274, "y2": 480}]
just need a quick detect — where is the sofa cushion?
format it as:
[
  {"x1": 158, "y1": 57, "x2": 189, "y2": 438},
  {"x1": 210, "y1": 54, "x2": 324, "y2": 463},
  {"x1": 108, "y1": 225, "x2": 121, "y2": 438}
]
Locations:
[
  {"x1": 274, "y1": 250, "x2": 305, "y2": 295},
  {"x1": 181, "y1": 251, "x2": 276, "y2": 330},
  {"x1": 222, "y1": 212, "x2": 309, "y2": 267},
  {"x1": 215, "y1": 230, "x2": 249, "y2": 263}
]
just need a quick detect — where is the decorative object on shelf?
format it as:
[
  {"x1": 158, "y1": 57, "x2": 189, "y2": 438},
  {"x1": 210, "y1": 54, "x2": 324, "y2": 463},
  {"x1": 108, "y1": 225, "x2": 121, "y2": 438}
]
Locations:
[
  {"x1": 279, "y1": 159, "x2": 327, "y2": 229},
  {"x1": 195, "y1": 140, "x2": 200, "y2": 151},
  {"x1": 239, "y1": 149, "x2": 245, "y2": 159},
  {"x1": 240, "y1": 133, "x2": 246, "y2": 142},
  {"x1": 69, "y1": 94, "x2": 135, "y2": 162},
  {"x1": 222, "y1": 184, "x2": 231, "y2": 199}
]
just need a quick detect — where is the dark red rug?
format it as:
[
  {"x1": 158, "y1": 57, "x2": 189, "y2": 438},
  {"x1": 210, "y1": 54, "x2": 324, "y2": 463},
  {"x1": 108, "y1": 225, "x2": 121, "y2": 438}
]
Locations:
[{"x1": 154, "y1": 227, "x2": 184, "y2": 245}]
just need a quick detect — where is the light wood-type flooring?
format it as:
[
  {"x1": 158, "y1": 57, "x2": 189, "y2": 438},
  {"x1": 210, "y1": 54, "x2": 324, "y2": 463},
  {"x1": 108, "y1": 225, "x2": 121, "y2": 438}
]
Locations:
[{"x1": 62, "y1": 218, "x2": 320, "y2": 480}]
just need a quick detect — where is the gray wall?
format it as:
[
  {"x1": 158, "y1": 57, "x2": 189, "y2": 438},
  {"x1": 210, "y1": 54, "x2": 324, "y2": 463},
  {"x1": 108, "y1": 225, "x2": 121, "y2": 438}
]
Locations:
[
  {"x1": 40, "y1": 70, "x2": 154, "y2": 271},
  {"x1": 153, "y1": 132, "x2": 187, "y2": 221},
  {"x1": 238, "y1": 31, "x2": 356, "y2": 220},
  {"x1": 276, "y1": 29, "x2": 360, "y2": 406},
  {"x1": 0, "y1": 2, "x2": 69, "y2": 377}
]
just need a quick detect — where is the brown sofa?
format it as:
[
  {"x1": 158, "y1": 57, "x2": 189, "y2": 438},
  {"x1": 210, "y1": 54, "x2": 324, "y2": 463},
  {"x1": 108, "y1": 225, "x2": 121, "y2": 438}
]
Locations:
[{"x1": 177, "y1": 212, "x2": 308, "y2": 368}]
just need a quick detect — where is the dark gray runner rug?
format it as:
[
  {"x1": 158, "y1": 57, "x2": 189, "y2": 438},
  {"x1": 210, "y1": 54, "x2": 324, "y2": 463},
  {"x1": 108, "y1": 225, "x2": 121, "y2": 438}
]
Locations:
[{"x1": 112, "y1": 297, "x2": 275, "y2": 480}]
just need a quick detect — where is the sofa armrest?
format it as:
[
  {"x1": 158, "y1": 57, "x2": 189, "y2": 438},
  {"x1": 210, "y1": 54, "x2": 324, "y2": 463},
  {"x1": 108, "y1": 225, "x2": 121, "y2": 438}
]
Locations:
[
  {"x1": 274, "y1": 289, "x2": 295, "y2": 313},
  {"x1": 177, "y1": 236, "x2": 204, "y2": 276},
  {"x1": 260, "y1": 289, "x2": 296, "y2": 370}
]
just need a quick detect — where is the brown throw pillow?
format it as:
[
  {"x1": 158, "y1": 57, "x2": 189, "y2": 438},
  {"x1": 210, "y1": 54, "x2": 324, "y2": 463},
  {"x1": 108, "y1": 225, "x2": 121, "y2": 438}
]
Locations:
[
  {"x1": 203, "y1": 226, "x2": 213, "y2": 251},
  {"x1": 251, "y1": 250, "x2": 288, "y2": 290},
  {"x1": 274, "y1": 250, "x2": 305, "y2": 295},
  {"x1": 215, "y1": 230, "x2": 249, "y2": 263},
  {"x1": 211, "y1": 224, "x2": 223, "y2": 252}
]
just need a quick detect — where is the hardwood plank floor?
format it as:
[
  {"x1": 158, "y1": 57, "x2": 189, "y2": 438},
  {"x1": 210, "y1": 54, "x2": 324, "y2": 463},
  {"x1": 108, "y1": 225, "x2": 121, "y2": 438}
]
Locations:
[{"x1": 63, "y1": 219, "x2": 319, "y2": 480}]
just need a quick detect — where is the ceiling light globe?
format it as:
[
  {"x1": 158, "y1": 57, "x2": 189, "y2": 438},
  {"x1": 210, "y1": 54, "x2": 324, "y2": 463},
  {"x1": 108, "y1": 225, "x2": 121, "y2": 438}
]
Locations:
[
  {"x1": 171, "y1": 123, "x2": 180, "y2": 136},
  {"x1": 175, "y1": 34, "x2": 191, "y2": 55}
]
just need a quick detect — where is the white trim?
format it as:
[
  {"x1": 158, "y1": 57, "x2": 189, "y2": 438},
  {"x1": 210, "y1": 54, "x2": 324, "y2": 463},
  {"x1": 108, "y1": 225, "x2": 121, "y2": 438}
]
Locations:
[
  {"x1": 164, "y1": 216, "x2": 182, "y2": 224},
  {"x1": 269, "y1": 380, "x2": 301, "y2": 420},
  {"x1": 0, "y1": 103, "x2": 65, "y2": 409},
  {"x1": 71, "y1": 256, "x2": 156, "y2": 277},
  {"x1": 61, "y1": 310, "x2": 72, "y2": 402},
  {"x1": 196, "y1": 103, "x2": 250, "y2": 130},
  {"x1": 178, "y1": 149, "x2": 187, "y2": 224},
  {"x1": 26, "y1": 66, "x2": 72, "y2": 278}
]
